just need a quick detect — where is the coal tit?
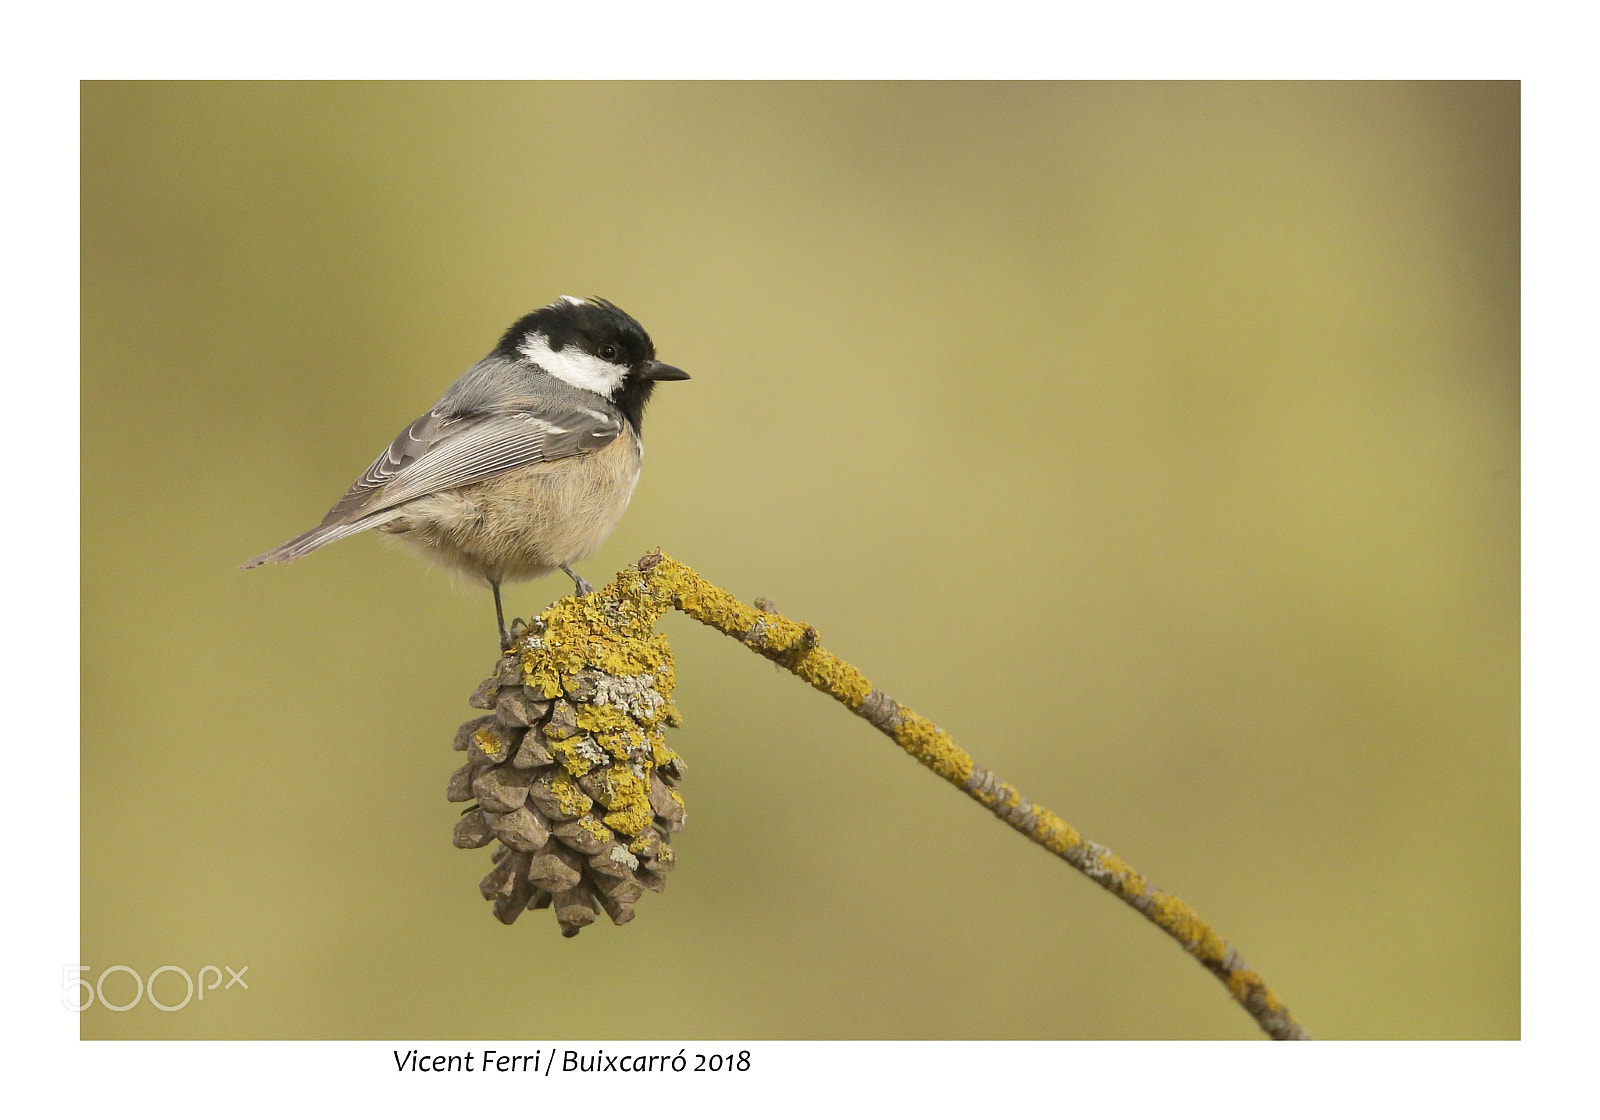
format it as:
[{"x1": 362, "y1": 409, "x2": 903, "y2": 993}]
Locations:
[{"x1": 242, "y1": 296, "x2": 689, "y2": 646}]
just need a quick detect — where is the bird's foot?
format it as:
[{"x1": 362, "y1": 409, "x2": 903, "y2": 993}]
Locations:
[
  {"x1": 500, "y1": 618, "x2": 529, "y2": 652},
  {"x1": 560, "y1": 564, "x2": 595, "y2": 597}
]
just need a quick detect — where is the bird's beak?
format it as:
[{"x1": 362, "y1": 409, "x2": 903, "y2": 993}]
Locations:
[{"x1": 639, "y1": 360, "x2": 691, "y2": 382}]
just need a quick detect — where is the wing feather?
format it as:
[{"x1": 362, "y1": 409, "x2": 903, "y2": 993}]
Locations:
[
  {"x1": 242, "y1": 391, "x2": 623, "y2": 569},
  {"x1": 321, "y1": 411, "x2": 445, "y2": 523},
  {"x1": 329, "y1": 406, "x2": 621, "y2": 520}
]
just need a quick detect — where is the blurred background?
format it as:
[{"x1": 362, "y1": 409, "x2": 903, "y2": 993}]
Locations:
[{"x1": 81, "y1": 82, "x2": 1517, "y2": 1039}]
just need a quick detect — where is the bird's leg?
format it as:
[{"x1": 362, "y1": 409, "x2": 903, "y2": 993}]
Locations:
[
  {"x1": 491, "y1": 579, "x2": 510, "y2": 650},
  {"x1": 560, "y1": 564, "x2": 595, "y2": 597}
]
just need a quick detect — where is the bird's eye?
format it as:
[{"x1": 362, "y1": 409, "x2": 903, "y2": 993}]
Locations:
[{"x1": 598, "y1": 345, "x2": 618, "y2": 361}]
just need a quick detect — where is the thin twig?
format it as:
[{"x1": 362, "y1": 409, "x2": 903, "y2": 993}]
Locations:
[{"x1": 624, "y1": 549, "x2": 1309, "y2": 1040}]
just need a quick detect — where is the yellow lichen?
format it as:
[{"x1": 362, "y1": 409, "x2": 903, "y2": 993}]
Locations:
[
  {"x1": 650, "y1": 736, "x2": 680, "y2": 770},
  {"x1": 601, "y1": 773, "x2": 654, "y2": 836},
  {"x1": 473, "y1": 726, "x2": 508, "y2": 762},
  {"x1": 575, "y1": 704, "x2": 634, "y2": 738},
  {"x1": 547, "y1": 769, "x2": 593, "y2": 817},
  {"x1": 547, "y1": 738, "x2": 594, "y2": 776},
  {"x1": 889, "y1": 714, "x2": 974, "y2": 786}
]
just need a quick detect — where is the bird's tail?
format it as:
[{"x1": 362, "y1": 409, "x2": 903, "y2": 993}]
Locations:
[{"x1": 240, "y1": 508, "x2": 400, "y2": 570}]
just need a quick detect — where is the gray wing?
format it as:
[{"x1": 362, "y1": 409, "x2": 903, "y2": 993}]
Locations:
[
  {"x1": 320, "y1": 409, "x2": 445, "y2": 523},
  {"x1": 241, "y1": 402, "x2": 622, "y2": 568},
  {"x1": 362, "y1": 406, "x2": 621, "y2": 510}
]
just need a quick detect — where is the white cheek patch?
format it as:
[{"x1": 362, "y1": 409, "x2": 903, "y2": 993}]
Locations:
[{"x1": 517, "y1": 332, "x2": 628, "y2": 397}]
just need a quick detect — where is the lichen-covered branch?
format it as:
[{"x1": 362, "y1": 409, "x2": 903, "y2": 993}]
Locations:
[
  {"x1": 456, "y1": 549, "x2": 1307, "y2": 1037},
  {"x1": 624, "y1": 549, "x2": 1309, "y2": 1040}
]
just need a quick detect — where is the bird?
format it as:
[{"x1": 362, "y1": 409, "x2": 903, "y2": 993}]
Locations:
[{"x1": 242, "y1": 296, "x2": 689, "y2": 648}]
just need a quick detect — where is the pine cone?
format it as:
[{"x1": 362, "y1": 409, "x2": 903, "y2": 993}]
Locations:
[{"x1": 448, "y1": 598, "x2": 685, "y2": 936}]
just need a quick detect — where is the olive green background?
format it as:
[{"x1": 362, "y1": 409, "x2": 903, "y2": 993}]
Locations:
[{"x1": 81, "y1": 82, "x2": 1518, "y2": 1039}]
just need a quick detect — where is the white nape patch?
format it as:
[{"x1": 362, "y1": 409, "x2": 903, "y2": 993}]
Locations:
[
  {"x1": 559, "y1": 294, "x2": 588, "y2": 306},
  {"x1": 517, "y1": 331, "x2": 628, "y2": 397}
]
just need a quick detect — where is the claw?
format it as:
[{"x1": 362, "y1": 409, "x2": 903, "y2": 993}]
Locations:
[{"x1": 560, "y1": 564, "x2": 594, "y2": 597}]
